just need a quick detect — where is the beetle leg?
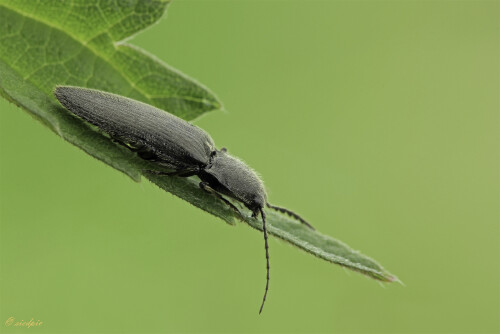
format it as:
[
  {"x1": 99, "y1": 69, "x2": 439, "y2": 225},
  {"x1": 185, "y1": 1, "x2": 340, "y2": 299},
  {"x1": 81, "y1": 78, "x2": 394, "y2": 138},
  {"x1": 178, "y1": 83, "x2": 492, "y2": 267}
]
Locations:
[
  {"x1": 142, "y1": 168, "x2": 198, "y2": 177},
  {"x1": 110, "y1": 135, "x2": 142, "y2": 152},
  {"x1": 110, "y1": 136, "x2": 160, "y2": 161},
  {"x1": 168, "y1": 168, "x2": 200, "y2": 177},
  {"x1": 199, "y1": 182, "x2": 242, "y2": 216},
  {"x1": 136, "y1": 147, "x2": 158, "y2": 161},
  {"x1": 111, "y1": 136, "x2": 136, "y2": 151}
]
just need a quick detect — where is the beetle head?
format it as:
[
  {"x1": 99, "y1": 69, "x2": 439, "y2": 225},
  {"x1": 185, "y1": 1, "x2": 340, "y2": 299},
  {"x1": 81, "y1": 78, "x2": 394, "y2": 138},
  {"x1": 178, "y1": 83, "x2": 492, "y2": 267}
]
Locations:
[{"x1": 202, "y1": 149, "x2": 267, "y2": 212}]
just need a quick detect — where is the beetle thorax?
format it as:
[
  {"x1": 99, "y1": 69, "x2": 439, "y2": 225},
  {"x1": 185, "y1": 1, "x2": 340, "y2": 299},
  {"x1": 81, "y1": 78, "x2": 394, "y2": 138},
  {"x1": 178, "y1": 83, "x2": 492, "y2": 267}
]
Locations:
[{"x1": 201, "y1": 150, "x2": 267, "y2": 211}]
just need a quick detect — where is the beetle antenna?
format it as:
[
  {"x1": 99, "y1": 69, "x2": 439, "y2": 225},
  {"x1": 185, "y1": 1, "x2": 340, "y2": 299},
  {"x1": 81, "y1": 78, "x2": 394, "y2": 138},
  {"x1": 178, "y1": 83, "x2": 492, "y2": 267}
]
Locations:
[
  {"x1": 266, "y1": 203, "x2": 315, "y2": 230},
  {"x1": 259, "y1": 208, "x2": 270, "y2": 314}
]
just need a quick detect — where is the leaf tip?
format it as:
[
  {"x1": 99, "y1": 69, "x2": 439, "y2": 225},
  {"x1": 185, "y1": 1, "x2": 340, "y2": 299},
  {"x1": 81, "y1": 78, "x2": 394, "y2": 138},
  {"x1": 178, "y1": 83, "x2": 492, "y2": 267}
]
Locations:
[{"x1": 385, "y1": 273, "x2": 403, "y2": 285}]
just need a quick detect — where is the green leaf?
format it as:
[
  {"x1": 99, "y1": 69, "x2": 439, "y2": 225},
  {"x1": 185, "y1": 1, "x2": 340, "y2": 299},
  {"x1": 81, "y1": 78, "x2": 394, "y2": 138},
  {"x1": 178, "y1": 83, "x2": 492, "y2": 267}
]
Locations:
[
  {"x1": 0, "y1": 1, "x2": 397, "y2": 283},
  {"x1": 0, "y1": 0, "x2": 221, "y2": 180},
  {"x1": 148, "y1": 174, "x2": 398, "y2": 282}
]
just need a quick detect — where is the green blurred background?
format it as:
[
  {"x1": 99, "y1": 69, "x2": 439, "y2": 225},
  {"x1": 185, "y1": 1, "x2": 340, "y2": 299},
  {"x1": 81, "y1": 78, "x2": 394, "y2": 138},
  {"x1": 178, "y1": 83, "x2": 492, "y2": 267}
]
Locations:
[{"x1": 1, "y1": 0, "x2": 498, "y2": 333}]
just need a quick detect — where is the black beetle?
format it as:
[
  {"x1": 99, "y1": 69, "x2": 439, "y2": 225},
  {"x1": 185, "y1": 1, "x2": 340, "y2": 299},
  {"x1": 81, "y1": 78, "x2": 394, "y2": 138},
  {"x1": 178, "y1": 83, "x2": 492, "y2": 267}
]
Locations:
[{"x1": 54, "y1": 86, "x2": 314, "y2": 313}]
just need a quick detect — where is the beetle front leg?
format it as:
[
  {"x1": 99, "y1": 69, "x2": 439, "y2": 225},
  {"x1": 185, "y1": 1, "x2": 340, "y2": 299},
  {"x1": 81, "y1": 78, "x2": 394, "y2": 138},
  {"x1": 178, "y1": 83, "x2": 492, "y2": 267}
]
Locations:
[
  {"x1": 143, "y1": 168, "x2": 199, "y2": 177},
  {"x1": 199, "y1": 182, "x2": 242, "y2": 217}
]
